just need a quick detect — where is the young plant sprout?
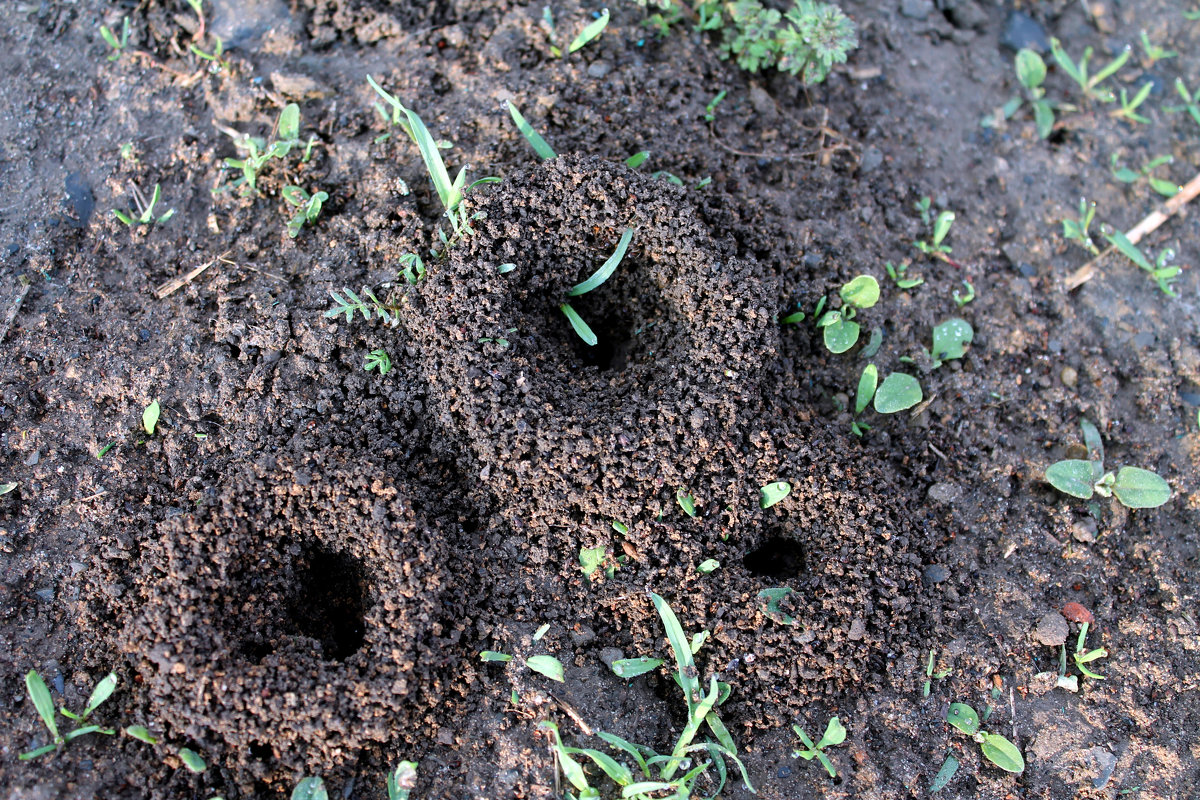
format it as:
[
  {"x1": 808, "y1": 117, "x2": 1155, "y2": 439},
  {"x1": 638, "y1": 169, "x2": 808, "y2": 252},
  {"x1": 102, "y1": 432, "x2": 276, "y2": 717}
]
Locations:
[
  {"x1": 220, "y1": 103, "x2": 312, "y2": 197},
  {"x1": 1110, "y1": 153, "x2": 1178, "y2": 198},
  {"x1": 506, "y1": 101, "x2": 557, "y2": 160},
  {"x1": 99, "y1": 18, "x2": 130, "y2": 61},
  {"x1": 113, "y1": 183, "x2": 175, "y2": 227},
  {"x1": 1044, "y1": 418, "x2": 1171, "y2": 508},
  {"x1": 20, "y1": 670, "x2": 118, "y2": 760},
  {"x1": 363, "y1": 349, "x2": 392, "y2": 376},
  {"x1": 885, "y1": 260, "x2": 923, "y2": 289},
  {"x1": 791, "y1": 716, "x2": 846, "y2": 777},
  {"x1": 914, "y1": 208, "x2": 956, "y2": 262},
  {"x1": 1049, "y1": 38, "x2": 1130, "y2": 103},
  {"x1": 928, "y1": 318, "x2": 974, "y2": 368},
  {"x1": 282, "y1": 186, "x2": 328, "y2": 238},
  {"x1": 1061, "y1": 198, "x2": 1100, "y2": 254},
  {"x1": 1166, "y1": 78, "x2": 1200, "y2": 128},
  {"x1": 1005, "y1": 48, "x2": 1055, "y2": 138},
  {"x1": 945, "y1": 703, "x2": 1025, "y2": 774},
  {"x1": 560, "y1": 227, "x2": 635, "y2": 347},
  {"x1": 816, "y1": 274, "x2": 879, "y2": 353},
  {"x1": 1101, "y1": 228, "x2": 1181, "y2": 297}
]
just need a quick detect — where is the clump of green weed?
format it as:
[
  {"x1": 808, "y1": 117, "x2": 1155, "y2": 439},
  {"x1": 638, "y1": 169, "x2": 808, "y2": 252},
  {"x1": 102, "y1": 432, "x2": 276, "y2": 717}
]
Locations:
[
  {"x1": 282, "y1": 186, "x2": 328, "y2": 238},
  {"x1": 219, "y1": 103, "x2": 316, "y2": 198},
  {"x1": 561, "y1": 227, "x2": 636, "y2": 347},
  {"x1": 814, "y1": 274, "x2": 878, "y2": 353},
  {"x1": 1044, "y1": 418, "x2": 1171, "y2": 508},
  {"x1": 19, "y1": 670, "x2": 117, "y2": 760},
  {"x1": 791, "y1": 716, "x2": 846, "y2": 777},
  {"x1": 113, "y1": 184, "x2": 175, "y2": 227}
]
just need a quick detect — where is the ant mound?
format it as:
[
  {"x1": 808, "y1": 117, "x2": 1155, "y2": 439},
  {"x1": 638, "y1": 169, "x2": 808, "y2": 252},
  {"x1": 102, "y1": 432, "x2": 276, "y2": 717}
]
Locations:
[
  {"x1": 402, "y1": 155, "x2": 780, "y2": 534},
  {"x1": 117, "y1": 450, "x2": 451, "y2": 785}
]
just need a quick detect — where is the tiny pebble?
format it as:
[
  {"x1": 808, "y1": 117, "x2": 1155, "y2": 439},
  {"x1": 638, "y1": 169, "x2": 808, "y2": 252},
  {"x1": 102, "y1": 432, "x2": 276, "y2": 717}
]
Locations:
[
  {"x1": 1062, "y1": 601, "x2": 1095, "y2": 624},
  {"x1": 1034, "y1": 611, "x2": 1068, "y2": 646},
  {"x1": 923, "y1": 564, "x2": 949, "y2": 583},
  {"x1": 1060, "y1": 366, "x2": 1077, "y2": 388},
  {"x1": 927, "y1": 482, "x2": 963, "y2": 504},
  {"x1": 586, "y1": 61, "x2": 612, "y2": 79}
]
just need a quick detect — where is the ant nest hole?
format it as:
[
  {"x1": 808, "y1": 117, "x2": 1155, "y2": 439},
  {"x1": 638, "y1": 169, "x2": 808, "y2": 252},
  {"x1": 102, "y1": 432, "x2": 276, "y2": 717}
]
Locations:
[
  {"x1": 118, "y1": 453, "x2": 450, "y2": 776},
  {"x1": 403, "y1": 155, "x2": 781, "y2": 524}
]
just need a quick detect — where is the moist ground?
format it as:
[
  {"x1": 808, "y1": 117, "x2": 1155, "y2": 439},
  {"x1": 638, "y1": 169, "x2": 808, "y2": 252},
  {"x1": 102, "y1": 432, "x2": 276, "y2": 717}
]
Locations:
[{"x1": 0, "y1": 2, "x2": 1198, "y2": 800}]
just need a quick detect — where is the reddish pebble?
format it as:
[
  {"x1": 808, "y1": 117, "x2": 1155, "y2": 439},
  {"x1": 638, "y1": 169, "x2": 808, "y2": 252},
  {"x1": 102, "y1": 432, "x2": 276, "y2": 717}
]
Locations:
[{"x1": 1062, "y1": 602, "x2": 1094, "y2": 624}]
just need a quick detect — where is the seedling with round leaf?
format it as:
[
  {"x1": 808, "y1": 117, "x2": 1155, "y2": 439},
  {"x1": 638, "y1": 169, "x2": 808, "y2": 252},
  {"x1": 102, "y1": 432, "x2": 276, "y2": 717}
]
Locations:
[
  {"x1": 928, "y1": 318, "x2": 973, "y2": 368},
  {"x1": 791, "y1": 716, "x2": 846, "y2": 778},
  {"x1": 998, "y1": 48, "x2": 1056, "y2": 138},
  {"x1": 1044, "y1": 418, "x2": 1170, "y2": 509},
  {"x1": 945, "y1": 702, "x2": 1025, "y2": 775},
  {"x1": 816, "y1": 274, "x2": 879, "y2": 353}
]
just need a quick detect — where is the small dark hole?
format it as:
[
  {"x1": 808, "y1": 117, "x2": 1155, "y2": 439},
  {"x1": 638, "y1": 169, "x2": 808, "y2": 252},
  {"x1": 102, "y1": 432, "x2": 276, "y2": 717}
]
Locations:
[
  {"x1": 289, "y1": 544, "x2": 369, "y2": 661},
  {"x1": 561, "y1": 302, "x2": 635, "y2": 372},
  {"x1": 743, "y1": 537, "x2": 806, "y2": 579},
  {"x1": 249, "y1": 741, "x2": 273, "y2": 761}
]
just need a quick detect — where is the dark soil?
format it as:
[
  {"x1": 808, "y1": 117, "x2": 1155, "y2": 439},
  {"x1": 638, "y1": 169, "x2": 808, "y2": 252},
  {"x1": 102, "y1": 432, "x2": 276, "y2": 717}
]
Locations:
[{"x1": 1, "y1": 1, "x2": 1198, "y2": 799}]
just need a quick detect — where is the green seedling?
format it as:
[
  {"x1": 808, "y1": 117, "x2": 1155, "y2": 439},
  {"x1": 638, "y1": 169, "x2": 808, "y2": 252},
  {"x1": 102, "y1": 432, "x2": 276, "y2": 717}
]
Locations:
[
  {"x1": 178, "y1": 747, "x2": 207, "y2": 773},
  {"x1": 791, "y1": 716, "x2": 846, "y2": 778},
  {"x1": 700, "y1": 0, "x2": 857, "y2": 83},
  {"x1": 922, "y1": 649, "x2": 952, "y2": 697},
  {"x1": 326, "y1": 286, "x2": 398, "y2": 326},
  {"x1": 0, "y1": 482, "x2": 18, "y2": 495},
  {"x1": 1061, "y1": 198, "x2": 1100, "y2": 254},
  {"x1": 506, "y1": 101, "x2": 557, "y2": 160},
  {"x1": 96, "y1": 442, "x2": 115, "y2": 459},
  {"x1": 697, "y1": 558, "x2": 720, "y2": 574},
  {"x1": 1166, "y1": 78, "x2": 1200, "y2": 128},
  {"x1": 952, "y1": 280, "x2": 974, "y2": 307},
  {"x1": 560, "y1": 227, "x2": 635, "y2": 346},
  {"x1": 99, "y1": 18, "x2": 130, "y2": 61},
  {"x1": 580, "y1": 545, "x2": 620, "y2": 581},
  {"x1": 611, "y1": 657, "x2": 665, "y2": 678},
  {"x1": 387, "y1": 761, "x2": 419, "y2": 800},
  {"x1": 292, "y1": 777, "x2": 327, "y2": 800},
  {"x1": 20, "y1": 670, "x2": 118, "y2": 760},
  {"x1": 1110, "y1": 82, "x2": 1154, "y2": 125},
  {"x1": 675, "y1": 487, "x2": 698, "y2": 518},
  {"x1": 113, "y1": 183, "x2": 176, "y2": 227},
  {"x1": 704, "y1": 89, "x2": 726, "y2": 122},
  {"x1": 220, "y1": 103, "x2": 312, "y2": 197},
  {"x1": 1044, "y1": 417, "x2": 1171, "y2": 508},
  {"x1": 1102, "y1": 227, "x2": 1181, "y2": 297},
  {"x1": 849, "y1": 362, "x2": 877, "y2": 436},
  {"x1": 945, "y1": 702, "x2": 1025, "y2": 774},
  {"x1": 927, "y1": 318, "x2": 973, "y2": 368},
  {"x1": 569, "y1": 9, "x2": 610, "y2": 54},
  {"x1": 541, "y1": 592, "x2": 754, "y2": 799},
  {"x1": 364, "y1": 349, "x2": 392, "y2": 376},
  {"x1": 478, "y1": 650, "x2": 564, "y2": 682},
  {"x1": 1068, "y1": 621, "x2": 1109, "y2": 680},
  {"x1": 640, "y1": 0, "x2": 685, "y2": 38},
  {"x1": 1110, "y1": 153, "x2": 1178, "y2": 197},
  {"x1": 1013, "y1": 48, "x2": 1055, "y2": 138},
  {"x1": 142, "y1": 400, "x2": 160, "y2": 435},
  {"x1": 816, "y1": 274, "x2": 879, "y2": 353},
  {"x1": 1139, "y1": 31, "x2": 1177, "y2": 66},
  {"x1": 914, "y1": 195, "x2": 932, "y2": 226},
  {"x1": 869, "y1": 371, "x2": 923, "y2": 414},
  {"x1": 1050, "y1": 38, "x2": 1130, "y2": 103},
  {"x1": 759, "y1": 481, "x2": 791, "y2": 508},
  {"x1": 625, "y1": 150, "x2": 650, "y2": 169},
  {"x1": 399, "y1": 252, "x2": 426, "y2": 284},
  {"x1": 189, "y1": 36, "x2": 228, "y2": 71},
  {"x1": 914, "y1": 208, "x2": 955, "y2": 262},
  {"x1": 930, "y1": 754, "x2": 960, "y2": 792},
  {"x1": 885, "y1": 260, "x2": 923, "y2": 289},
  {"x1": 758, "y1": 586, "x2": 796, "y2": 625},
  {"x1": 282, "y1": 186, "x2": 328, "y2": 238}
]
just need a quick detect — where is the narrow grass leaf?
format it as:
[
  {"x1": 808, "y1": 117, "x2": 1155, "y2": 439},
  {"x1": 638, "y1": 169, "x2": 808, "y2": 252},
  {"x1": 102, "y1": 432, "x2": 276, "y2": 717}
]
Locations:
[
  {"x1": 83, "y1": 672, "x2": 118, "y2": 717},
  {"x1": 930, "y1": 754, "x2": 959, "y2": 792},
  {"x1": 506, "y1": 101, "x2": 557, "y2": 160},
  {"x1": 650, "y1": 592, "x2": 700, "y2": 713},
  {"x1": 566, "y1": 747, "x2": 633, "y2": 785},
  {"x1": 25, "y1": 670, "x2": 59, "y2": 741},
  {"x1": 525, "y1": 655, "x2": 565, "y2": 682},
  {"x1": 560, "y1": 303, "x2": 597, "y2": 346},
  {"x1": 596, "y1": 731, "x2": 651, "y2": 775},
  {"x1": 1104, "y1": 229, "x2": 1153, "y2": 271},
  {"x1": 569, "y1": 228, "x2": 634, "y2": 296},
  {"x1": 568, "y1": 9, "x2": 610, "y2": 53},
  {"x1": 539, "y1": 721, "x2": 590, "y2": 791},
  {"x1": 625, "y1": 151, "x2": 649, "y2": 169},
  {"x1": 479, "y1": 650, "x2": 513, "y2": 662}
]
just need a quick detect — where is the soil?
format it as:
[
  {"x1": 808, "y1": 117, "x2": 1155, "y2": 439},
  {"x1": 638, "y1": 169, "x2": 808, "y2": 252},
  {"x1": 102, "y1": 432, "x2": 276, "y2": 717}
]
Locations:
[{"x1": 0, "y1": 1, "x2": 1198, "y2": 799}]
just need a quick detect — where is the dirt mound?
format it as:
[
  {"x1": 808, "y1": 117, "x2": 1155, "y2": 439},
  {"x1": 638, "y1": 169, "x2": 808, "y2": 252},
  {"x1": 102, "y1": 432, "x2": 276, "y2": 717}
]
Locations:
[{"x1": 116, "y1": 450, "x2": 454, "y2": 787}]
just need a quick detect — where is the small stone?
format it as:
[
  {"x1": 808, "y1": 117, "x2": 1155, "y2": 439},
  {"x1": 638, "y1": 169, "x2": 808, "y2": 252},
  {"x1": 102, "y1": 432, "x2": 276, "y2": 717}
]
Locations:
[
  {"x1": 1028, "y1": 671, "x2": 1058, "y2": 696},
  {"x1": 1018, "y1": 262, "x2": 1037, "y2": 277},
  {"x1": 947, "y1": 0, "x2": 988, "y2": 30},
  {"x1": 35, "y1": 587, "x2": 54, "y2": 603},
  {"x1": 1062, "y1": 601, "x2": 1095, "y2": 624},
  {"x1": 1061, "y1": 366, "x2": 1078, "y2": 388},
  {"x1": 900, "y1": 0, "x2": 934, "y2": 20},
  {"x1": 927, "y1": 482, "x2": 963, "y2": 504},
  {"x1": 1180, "y1": 391, "x2": 1200, "y2": 406},
  {"x1": 1034, "y1": 611, "x2": 1068, "y2": 646},
  {"x1": 1089, "y1": 746, "x2": 1117, "y2": 789},
  {"x1": 586, "y1": 61, "x2": 612, "y2": 79},
  {"x1": 861, "y1": 146, "x2": 884, "y2": 172},
  {"x1": 848, "y1": 619, "x2": 866, "y2": 640},
  {"x1": 598, "y1": 647, "x2": 624, "y2": 668},
  {"x1": 24, "y1": 449, "x2": 39, "y2": 466},
  {"x1": 923, "y1": 564, "x2": 949, "y2": 584},
  {"x1": 1071, "y1": 518, "x2": 1097, "y2": 543},
  {"x1": 1001, "y1": 10, "x2": 1049, "y2": 53}
]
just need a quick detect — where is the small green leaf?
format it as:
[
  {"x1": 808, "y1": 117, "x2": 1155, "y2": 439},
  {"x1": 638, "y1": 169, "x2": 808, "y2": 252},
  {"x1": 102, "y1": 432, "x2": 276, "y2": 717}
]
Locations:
[
  {"x1": 1111, "y1": 466, "x2": 1170, "y2": 508},
  {"x1": 178, "y1": 747, "x2": 207, "y2": 773},
  {"x1": 839, "y1": 275, "x2": 880, "y2": 309},
  {"x1": 697, "y1": 558, "x2": 720, "y2": 574},
  {"x1": 931, "y1": 318, "x2": 973, "y2": 363},
  {"x1": 781, "y1": 311, "x2": 805, "y2": 324},
  {"x1": 0, "y1": 482, "x2": 17, "y2": 495},
  {"x1": 758, "y1": 587, "x2": 796, "y2": 625},
  {"x1": 83, "y1": 672, "x2": 118, "y2": 718},
  {"x1": 611, "y1": 520, "x2": 629, "y2": 534},
  {"x1": 539, "y1": 721, "x2": 590, "y2": 791},
  {"x1": 568, "y1": 8, "x2": 610, "y2": 53},
  {"x1": 569, "y1": 227, "x2": 634, "y2": 296},
  {"x1": 560, "y1": 303, "x2": 597, "y2": 346},
  {"x1": 759, "y1": 481, "x2": 791, "y2": 508},
  {"x1": 506, "y1": 101, "x2": 557, "y2": 160},
  {"x1": 676, "y1": 487, "x2": 697, "y2": 518},
  {"x1": 533, "y1": 623, "x2": 550, "y2": 641},
  {"x1": 932, "y1": 211, "x2": 955, "y2": 247},
  {"x1": 479, "y1": 650, "x2": 513, "y2": 663},
  {"x1": 25, "y1": 670, "x2": 60, "y2": 742},
  {"x1": 277, "y1": 104, "x2": 301, "y2": 142},
  {"x1": 1104, "y1": 229, "x2": 1154, "y2": 271},
  {"x1": 579, "y1": 546, "x2": 606, "y2": 578},
  {"x1": 873, "y1": 373, "x2": 922, "y2": 414},
  {"x1": 946, "y1": 703, "x2": 979, "y2": 735},
  {"x1": 823, "y1": 318, "x2": 860, "y2": 353},
  {"x1": 1079, "y1": 418, "x2": 1104, "y2": 466},
  {"x1": 1015, "y1": 49, "x2": 1046, "y2": 89},
  {"x1": 815, "y1": 716, "x2": 846, "y2": 749},
  {"x1": 1045, "y1": 460, "x2": 1095, "y2": 499},
  {"x1": 930, "y1": 754, "x2": 959, "y2": 792},
  {"x1": 625, "y1": 150, "x2": 649, "y2": 169},
  {"x1": 980, "y1": 733, "x2": 1025, "y2": 773},
  {"x1": 525, "y1": 654, "x2": 565, "y2": 682},
  {"x1": 1033, "y1": 100, "x2": 1055, "y2": 139},
  {"x1": 855, "y1": 364, "x2": 878, "y2": 415},
  {"x1": 125, "y1": 725, "x2": 157, "y2": 744},
  {"x1": 611, "y1": 657, "x2": 664, "y2": 678},
  {"x1": 291, "y1": 777, "x2": 328, "y2": 800}
]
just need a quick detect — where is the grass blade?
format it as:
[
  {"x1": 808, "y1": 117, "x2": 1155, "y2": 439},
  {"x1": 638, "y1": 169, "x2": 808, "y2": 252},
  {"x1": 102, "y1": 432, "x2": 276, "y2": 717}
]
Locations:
[
  {"x1": 25, "y1": 670, "x2": 60, "y2": 742},
  {"x1": 568, "y1": 227, "x2": 634, "y2": 296},
  {"x1": 82, "y1": 672, "x2": 118, "y2": 718},
  {"x1": 1104, "y1": 229, "x2": 1153, "y2": 271},
  {"x1": 506, "y1": 101, "x2": 557, "y2": 160},
  {"x1": 560, "y1": 303, "x2": 597, "y2": 346},
  {"x1": 649, "y1": 592, "x2": 700, "y2": 714},
  {"x1": 569, "y1": 8, "x2": 610, "y2": 54}
]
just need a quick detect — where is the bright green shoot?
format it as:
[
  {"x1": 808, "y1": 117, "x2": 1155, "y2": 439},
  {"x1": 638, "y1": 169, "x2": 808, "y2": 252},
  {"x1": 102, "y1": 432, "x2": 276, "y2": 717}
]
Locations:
[
  {"x1": 506, "y1": 101, "x2": 557, "y2": 160},
  {"x1": 569, "y1": 9, "x2": 610, "y2": 54},
  {"x1": 1110, "y1": 153, "x2": 1177, "y2": 197},
  {"x1": 922, "y1": 649, "x2": 952, "y2": 697},
  {"x1": 99, "y1": 18, "x2": 130, "y2": 61},
  {"x1": 325, "y1": 286, "x2": 397, "y2": 326},
  {"x1": 945, "y1": 703, "x2": 1024, "y2": 774},
  {"x1": 1139, "y1": 31, "x2": 1177, "y2": 66},
  {"x1": 1049, "y1": 37, "x2": 1130, "y2": 103},
  {"x1": 791, "y1": 717, "x2": 846, "y2": 778},
  {"x1": 1103, "y1": 228, "x2": 1181, "y2": 296},
  {"x1": 1110, "y1": 82, "x2": 1154, "y2": 124},
  {"x1": 1072, "y1": 622, "x2": 1108, "y2": 680},
  {"x1": 282, "y1": 186, "x2": 328, "y2": 238},
  {"x1": 1044, "y1": 418, "x2": 1171, "y2": 508},
  {"x1": 20, "y1": 670, "x2": 118, "y2": 760},
  {"x1": 387, "y1": 761, "x2": 419, "y2": 800},
  {"x1": 221, "y1": 103, "x2": 311, "y2": 197},
  {"x1": 560, "y1": 227, "x2": 635, "y2": 347},
  {"x1": 1061, "y1": 198, "x2": 1099, "y2": 254},
  {"x1": 363, "y1": 349, "x2": 392, "y2": 376},
  {"x1": 1010, "y1": 48, "x2": 1055, "y2": 138},
  {"x1": 1166, "y1": 79, "x2": 1200, "y2": 128},
  {"x1": 113, "y1": 183, "x2": 175, "y2": 227},
  {"x1": 815, "y1": 274, "x2": 878, "y2": 353},
  {"x1": 705, "y1": 89, "x2": 727, "y2": 122},
  {"x1": 885, "y1": 260, "x2": 923, "y2": 289},
  {"x1": 914, "y1": 209, "x2": 955, "y2": 260}
]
